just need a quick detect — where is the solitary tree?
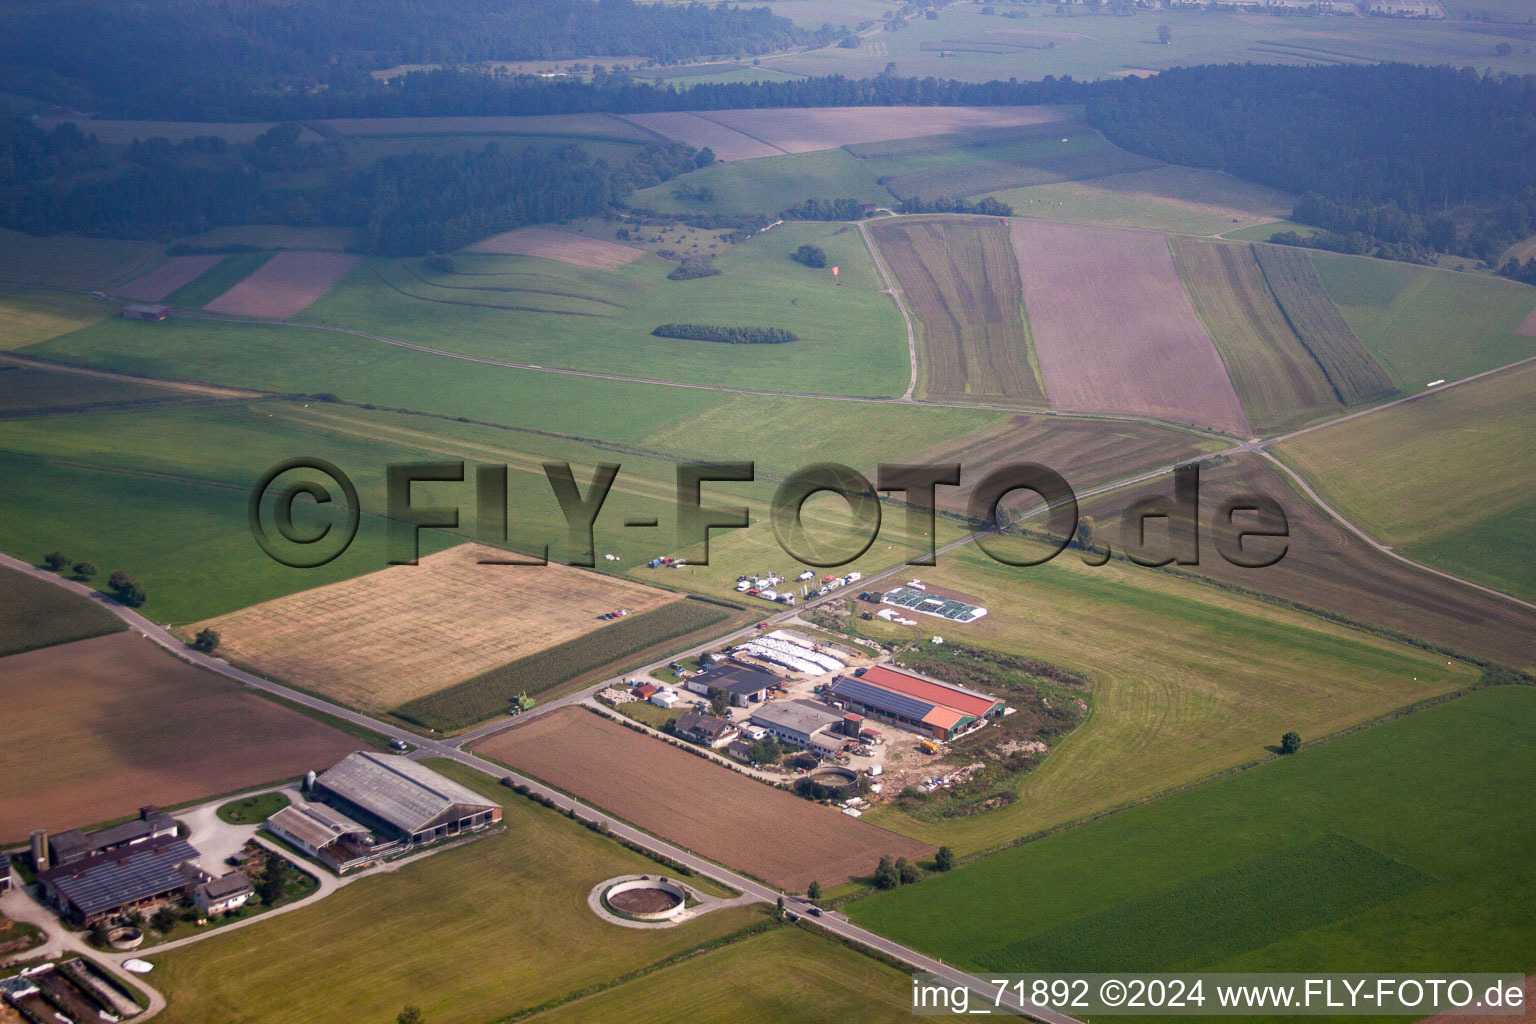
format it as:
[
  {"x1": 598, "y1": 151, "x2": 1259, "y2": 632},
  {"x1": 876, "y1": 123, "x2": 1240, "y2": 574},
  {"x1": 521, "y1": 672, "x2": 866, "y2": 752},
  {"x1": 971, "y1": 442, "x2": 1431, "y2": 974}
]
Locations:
[
  {"x1": 873, "y1": 854, "x2": 900, "y2": 890},
  {"x1": 708, "y1": 688, "x2": 731, "y2": 717},
  {"x1": 694, "y1": 146, "x2": 716, "y2": 168},
  {"x1": 1157, "y1": 22, "x2": 1172, "y2": 44},
  {"x1": 775, "y1": 895, "x2": 786, "y2": 918},
  {"x1": 73, "y1": 560, "x2": 97, "y2": 580},
  {"x1": 935, "y1": 846, "x2": 957, "y2": 872},
  {"x1": 899, "y1": 858, "x2": 921, "y2": 885},
  {"x1": 1073, "y1": 515, "x2": 1097, "y2": 551},
  {"x1": 107, "y1": 571, "x2": 147, "y2": 607},
  {"x1": 807, "y1": 880, "x2": 822, "y2": 902},
  {"x1": 192, "y1": 628, "x2": 221, "y2": 653},
  {"x1": 43, "y1": 550, "x2": 68, "y2": 572},
  {"x1": 398, "y1": 1007, "x2": 425, "y2": 1024},
  {"x1": 1280, "y1": 731, "x2": 1302, "y2": 755}
]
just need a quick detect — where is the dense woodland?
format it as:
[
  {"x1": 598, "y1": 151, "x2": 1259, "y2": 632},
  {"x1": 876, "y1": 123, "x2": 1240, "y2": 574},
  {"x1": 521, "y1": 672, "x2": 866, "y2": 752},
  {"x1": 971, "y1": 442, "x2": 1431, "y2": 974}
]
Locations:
[
  {"x1": 4, "y1": 55, "x2": 1535, "y2": 268},
  {"x1": 0, "y1": 0, "x2": 842, "y2": 119},
  {"x1": 0, "y1": 116, "x2": 699, "y2": 255},
  {"x1": 1087, "y1": 64, "x2": 1536, "y2": 264}
]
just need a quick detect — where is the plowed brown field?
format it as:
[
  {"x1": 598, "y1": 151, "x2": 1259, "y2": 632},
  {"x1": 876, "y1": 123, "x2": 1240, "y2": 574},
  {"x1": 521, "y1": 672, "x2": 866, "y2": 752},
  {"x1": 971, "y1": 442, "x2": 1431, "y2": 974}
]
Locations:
[
  {"x1": 203, "y1": 251, "x2": 362, "y2": 318},
  {"x1": 114, "y1": 254, "x2": 224, "y2": 301},
  {"x1": 0, "y1": 632, "x2": 357, "y2": 841},
  {"x1": 1011, "y1": 220, "x2": 1251, "y2": 436},
  {"x1": 475, "y1": 708, "x2": 932, "y2": 889}
]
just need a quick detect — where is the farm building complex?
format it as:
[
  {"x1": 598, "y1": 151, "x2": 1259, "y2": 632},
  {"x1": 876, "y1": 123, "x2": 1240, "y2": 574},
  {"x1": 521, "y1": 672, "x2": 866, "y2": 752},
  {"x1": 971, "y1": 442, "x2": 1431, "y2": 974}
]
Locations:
[
  {"x1": 686, "y1": 664, "x2": 775, "y2": 706},
  {"x1": 828, "y1": 666, "x2": 1003, "y2": 740},
  {"x1": 749, "y1": 700, "x2": 845, "y2": 750},
  {"x1": 310, "y1": 752, "x2": 502, "y2": 847}
]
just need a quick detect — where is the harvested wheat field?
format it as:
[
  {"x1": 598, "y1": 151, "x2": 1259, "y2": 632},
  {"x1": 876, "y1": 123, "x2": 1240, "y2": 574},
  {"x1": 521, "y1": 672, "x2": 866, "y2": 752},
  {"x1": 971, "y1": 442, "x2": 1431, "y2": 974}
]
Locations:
[
  {"x1": 476, "y1": 708, "x2": 932, "y2": 889},
  {"x1": 1011, "y1": 220, "x2": 1251, "y2": 436},
  {"x1": 868, "y1": 217, "x2": 1044, "y2": 403},
  {"x1": 114, "y1": 254, "x2": 225, "y2": 301},
  {"x1": 203, "y1": 250, "x2": 362, "y2": 318},
  {"x1": 191, "y1": 544, "x2": 681, "y2": 712},
  {"x1": 467, "y1": 227, "x2": 647, "y2": 269},
  {"x1": 0, "y1": 631, "x2": 357, "y2": 842},
  {"x1": 699, "y1": 106, "x2": 1065, "y2": 154},
  {"x1": 621, "y1": 112, "x2": 785, "y2": 161}
]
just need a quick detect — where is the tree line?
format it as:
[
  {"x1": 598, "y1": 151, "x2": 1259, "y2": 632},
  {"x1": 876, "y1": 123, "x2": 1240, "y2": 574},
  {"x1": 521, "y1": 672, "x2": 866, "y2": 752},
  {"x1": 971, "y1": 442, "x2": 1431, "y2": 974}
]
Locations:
[
  {"x1": 0, "y1": 0, "x2": 844, "y2": 119},
  {"x1": 651, "y1": 323, "x2": 799, "y2": 344},
  {"x1": 0, "y1": 116, "x2": 700, "y2": 255},
  {"x1": 1087, "y1": 64, "x2": 1536, "y2": 264}
]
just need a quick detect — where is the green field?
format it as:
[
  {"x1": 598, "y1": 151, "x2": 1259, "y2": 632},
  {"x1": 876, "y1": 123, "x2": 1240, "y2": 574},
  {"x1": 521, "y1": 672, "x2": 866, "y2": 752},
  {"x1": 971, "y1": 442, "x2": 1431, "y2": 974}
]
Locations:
[
  {"x1": 986, "y1": 164, "x2": 1291, "y2": 236},
  {"x1": 300, "y1": 221, "x2": 909, "y2": 397},
  {"x1": 0, "y1": 562, "x2": 126, "y2": 656},
  {"x1": 861, "y1": 542, "x2": 1476, "y2": 853},
  {"x1": 0, "y1": 363, "x2": 211, "y2": 417},
  {"x1": 162, "y1": 251, "x2": 274, "y2": 307},
  {"x1": 525, "y1": 925, "x2": 915, "y2": 1023},
  {"x1": 0, "y1": 289, "x2": 112, "y2": 350},
  {"x1": 631, "y1": 148, "x2": 891, "y2": 216},
  {"x1": 1252, "y1": 244, "x2": 1398, "y2": 406},
  {"x1": 1276, "y1": 360, "x2": 1536, "y2": 599},
  {"x1": 150, "y1": 762, "x2": 772, "y2": 1024},
  {"x1": 1170, "y1": 238, "x2": 1343, "y2": 434},
  {"x1": 0, "y1": 229, "x2": 162, "y2": 291},
  {"x1": 1408, "y1": 502, "x2": 1536, "y2": 606},
  {"x1": 850, "y1": 686, "x2": 1536, "y2": 983},
  {"x1": 769, "y1": 6, "x2": 1536, "y2": 82},
  {"x1": 854, "y1": 123, "x2": 1161, "y2": 201},
  {"x1": 1311, "y1": 252, "x2": 1536, "y2": 389}
]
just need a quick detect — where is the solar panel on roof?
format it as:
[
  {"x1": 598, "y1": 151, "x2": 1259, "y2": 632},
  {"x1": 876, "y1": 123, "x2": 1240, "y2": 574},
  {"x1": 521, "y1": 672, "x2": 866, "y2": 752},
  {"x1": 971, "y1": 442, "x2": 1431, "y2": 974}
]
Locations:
[
  {"x1": 48, "y1": 839, "x2": 198, "y2": 917},
  {"x1": 828, "y1": 677, "x2": 937, "y2": 720}
]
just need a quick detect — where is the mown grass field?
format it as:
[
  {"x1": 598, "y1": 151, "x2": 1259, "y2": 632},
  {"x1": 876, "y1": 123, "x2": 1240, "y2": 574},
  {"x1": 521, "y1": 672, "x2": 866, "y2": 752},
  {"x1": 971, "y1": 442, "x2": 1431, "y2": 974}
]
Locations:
[
  {"x1": 524, "y1": 925, "x2": 915, "y2": 1023},
  {"x1": 1170, "y1": 238, "x2": 1343, "y2": 434},
  {"x1": 1408, "y1": 502, "x2": 1536, "y2": 608},
  {"x1": 850, "y1": 686, "x2": 1536, "y2": 986},
  {"x1": 1311, "y1": 253, "x2": 1536, "y2": 390},
  {"x1": 986, "y1": 164, "x2": 1292, "y2": 236},
  {"x1": 0, "y1": 289, "x2": 111, "y2": 349},
  {"x1": 850, "y1": 122, "x2": 1160, "y2": 201},
  {"x1": 867, "y1": 215, "x2": 1045, "y2": 403},
  {"x1": 299, "y1": 221, "x2": 909, "y2": 397},
  {"x1": 1276, "y1": 362, "x2": 1536, "y2": 600},
  {"x1": 861, "y1": 541, "x2": 1476, "y2": 853},
  {"x1": 631, "y1": 148, "x2": 891, "y2": 216},
  {"x1": 149, "y1": 762, "x2": 771, "y2": 1024},
  {"x1": 0, "y1": 562, "x2": 125, "y2": 656}
]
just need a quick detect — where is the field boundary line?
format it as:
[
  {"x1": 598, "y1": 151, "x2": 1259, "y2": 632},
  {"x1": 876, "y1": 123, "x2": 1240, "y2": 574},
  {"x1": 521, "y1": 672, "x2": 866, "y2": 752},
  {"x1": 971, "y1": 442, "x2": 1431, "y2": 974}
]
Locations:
[
  {"x1": 858, "y1": 219, "x2": 920, "y2": 401},
  {"x1": 1255, "y1": 449, "x2": 1536, "y2": 612}
]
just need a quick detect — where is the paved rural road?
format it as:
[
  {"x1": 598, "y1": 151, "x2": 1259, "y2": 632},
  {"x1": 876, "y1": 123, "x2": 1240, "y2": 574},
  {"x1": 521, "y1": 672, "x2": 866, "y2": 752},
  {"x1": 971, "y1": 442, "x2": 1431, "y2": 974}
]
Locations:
[{"x1": 0, "y1": 550, "x2": 1067, "y2": 1022}]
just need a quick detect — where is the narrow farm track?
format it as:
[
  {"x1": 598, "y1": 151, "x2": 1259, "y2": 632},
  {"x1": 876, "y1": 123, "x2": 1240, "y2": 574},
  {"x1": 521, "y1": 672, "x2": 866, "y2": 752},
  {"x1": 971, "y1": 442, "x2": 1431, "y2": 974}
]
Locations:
[
  {"x1": 0, "y1": 551, "x2": 1072, "y2": 1024},
  {"x1": 857, "y1": 218, "x2": 921, "y2": 401}
]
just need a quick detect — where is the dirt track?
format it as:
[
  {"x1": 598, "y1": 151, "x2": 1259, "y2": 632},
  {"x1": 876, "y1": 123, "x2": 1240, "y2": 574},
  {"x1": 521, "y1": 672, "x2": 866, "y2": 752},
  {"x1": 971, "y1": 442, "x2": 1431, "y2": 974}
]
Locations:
[{"x1": 475, "y1": 708, "x2": 932, "y2": 889}]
